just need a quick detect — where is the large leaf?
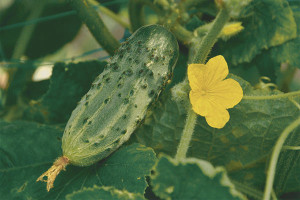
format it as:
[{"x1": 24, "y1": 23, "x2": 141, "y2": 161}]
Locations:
[
  {"x1": 24, "y1": 60, "x2": 106, "y2": 123},
  {"x1": 229, "y1": 5, "x2": 300, "y2": 85},
  {"x1": 0, "y1": 0, "x2": 81, "y2": 60},
  {"x1": 151, "y1": 155, "x2": 246, "y2": 200},
  {"x1": 269, "y1": 6, "x2": 300, "y2": 68},
  {"x1": 66, "y1": 186, "x2": 145, "y2": 200},
  {"x1": 217, "y1": 0, "x2": 297, "y2": 65},
  {"x1": 0, "y1": 120, "x2": 156, "y2": 199},
  {"x1": 133, "y1": 74, "x2": 300, "y2": 195}
]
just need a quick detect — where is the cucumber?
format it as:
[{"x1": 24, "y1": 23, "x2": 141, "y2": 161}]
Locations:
[{"x1": 37, "y1": 24, "x2": 179, "y2": 191}]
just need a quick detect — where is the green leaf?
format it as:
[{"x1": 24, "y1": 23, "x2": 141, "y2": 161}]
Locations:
[
  {"x1": 134, "y1": 75, "x2": 300, "y2": 194},
  {"x1": 226, "y1": 7, "x2": 300, "y2": 85},
  {"x1": 151, "y1": 155, "x2": 246, "y2": 200},
  {"x1": 269, "y1": 8, "x2": 300, "y2": 68},
  {"x1": 217, "y1": 0, "x2": 297, "y2": 65},
  {"x1": 24, "y1": 60, "x2": 106, "y2": 123},
  {"x1": 230, "y1": 50, "x2": 278, "y2": 84},
  {"x1": 4, "y1": 62, "x2": 36, "y2": 106},
  {"x1": 23, "y1": 79, "x2": 50, "y2": 101},
  {"x1": 0, "y1": 0, "x2": 81, "y2": 60},
  {"x1": 66, "y1": 186, "x2": 145, "y2": 200},
  {"x1": 0, "y1": 120, "x2": 156, "y2": 199}
]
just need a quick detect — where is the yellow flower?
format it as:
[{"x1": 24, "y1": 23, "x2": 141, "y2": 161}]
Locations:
[{"x1": 188, "y1": 55, "x2": 243, "y2": 129}]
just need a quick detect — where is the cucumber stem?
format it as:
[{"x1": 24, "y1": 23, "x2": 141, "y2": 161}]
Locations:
[
  {"x1": 68, "y1": 0, "x2": 120, "y2": 55},
  {"x1": 129, "y1": 0, "x2": 146, "y2": 32},
  {"x1": 37, "y1": 156, "x2": 69, "y2": 192}
]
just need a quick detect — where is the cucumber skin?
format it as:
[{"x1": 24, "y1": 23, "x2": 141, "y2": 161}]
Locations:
[{"x1": 62, "y1": 25, "x2": 179, "y2": 166}]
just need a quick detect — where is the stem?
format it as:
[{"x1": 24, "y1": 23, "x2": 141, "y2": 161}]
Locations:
[
  {"x1": 68, "y1": 0, "x2": 120, "y2": 55},
  {"x1": 192, "y1": 9, "x2": 230, "y2": 63},
  {"x1": 129, "y1": 0, "x2": 164, "y2": 32},
  {"x1": 289, "y1": 97, "x2": 300, "y2": 110},
  {"x1": 129, "y1": 0, "x2": 145, "y2": 32},
  {"x1": 243, "y1": 90, "x2": 300, "y2": 100},
  {"x1": 175, "y1": 106, "x2": 197, "y2": 160},
  {"x1": 88, "y1": 0, "x2": 130, "y2": 29},
  {"x1": 12, "y1": 2, "x2": 45, "y2": 59},
  {"x1": 171, "y1": 23, "x2": 194, "y2": 45},
  {"x1": 175, "y1": 8, "x2": 230, "y2": 160},
  {"x1": 283, "y1": 146, "x2": 300, "y2": 150},
  {"x1": 263, "y1": 117, "x2": 300, "y2": 200}
]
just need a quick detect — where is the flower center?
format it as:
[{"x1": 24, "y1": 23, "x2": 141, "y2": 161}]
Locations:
[{"x1": 199, "y1": 89, "x2": 207, "y2": 96}]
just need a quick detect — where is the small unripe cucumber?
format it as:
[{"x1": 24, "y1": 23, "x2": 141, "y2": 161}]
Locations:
[{"x1": 62, "y1": 24, "x2": 179, "y2": 166}]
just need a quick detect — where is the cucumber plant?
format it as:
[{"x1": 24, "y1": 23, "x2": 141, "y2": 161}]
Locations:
[
  {"x1": 1, "y1": 0, "x2": 299, "y2": 199},
  {"x1": 37, "y1": 24, "x2": 179, "y2": 191}
]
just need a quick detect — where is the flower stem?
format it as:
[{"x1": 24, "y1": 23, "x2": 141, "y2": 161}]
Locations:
[
  {"x1": 192, "y1": 8, "x2": 230, "y2": 63},
  {"x1": 263, "y1": 117, "x2": 300, "y2": 200},
  {"x1": 175, "y1": 8, "x2": 230, "y2": 161},
  {"x1": 175, "y1": 106, "x2": 197, "y2": 160},
  {"x1": 68, "y1": 0, "x2": 120, "y2": 55}
]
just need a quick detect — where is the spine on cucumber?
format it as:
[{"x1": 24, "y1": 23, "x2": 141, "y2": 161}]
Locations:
[{"x1": 37, "y1": 24, "x2": 179, "y2": 191}]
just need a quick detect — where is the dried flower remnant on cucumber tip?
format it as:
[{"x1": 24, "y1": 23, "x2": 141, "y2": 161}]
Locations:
[
  {"x1": 188, "y1": 55, "x2": 243, "y2": 128},
  {"x1": 36, "y1": 156, "x2": 69, "y2": 192}
]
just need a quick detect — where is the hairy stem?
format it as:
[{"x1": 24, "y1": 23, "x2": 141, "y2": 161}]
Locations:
[
  {"x1": 243, "y1": 90, "x2": 300, "y2": 100},
  {"x1": 283, "y1": 146, "x2": 300, "y2": 150},
  {"x1": 68, "y1": 0, "x2": 120, "y2": 55},
  {"x1": 192, "y1": 9, "x2": 230, "y2": 63},
  {"x1": 175, "y1": 8, "x2": 230, "y2": 160},
  {"x1": 175, "y1": 106, "x2": 197, "y2": 160},
  {"x1": 263, "y1": 117, "x2": 300, "y2": 200}
]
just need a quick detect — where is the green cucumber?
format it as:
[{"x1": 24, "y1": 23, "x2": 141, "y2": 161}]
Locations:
[{"x1": 37, "y1": 24, "x2": 178, "y2": 191}]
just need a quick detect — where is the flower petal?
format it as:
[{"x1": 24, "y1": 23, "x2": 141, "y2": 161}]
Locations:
[
  {"x1": 207, "y1": 78, "x2": 243, "y2": 109},
  {"x1": 188, "y1": 63, "x2": 206, "y2": 91},
  {"x1": 205, "y1": 55, "x2": 229, "y2": 86},
  {"x1": 205, "y1": 108, "x2": 230, "y2": 129},
  {"x1": 189, "y1": 91, "x2": 212, "y2": 116}
]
